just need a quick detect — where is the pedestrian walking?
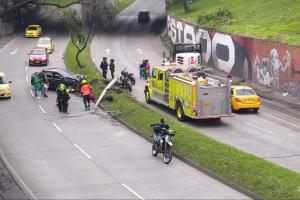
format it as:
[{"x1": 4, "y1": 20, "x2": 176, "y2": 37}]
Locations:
[
  {"x1": 109, "y1": 58, "x2": 115, "y2": 79},
  {"x1": 80, "y1": 79, "x2": 92, "y2": 110},
  {"x1": 146, "y1": 59, "x2": 150, "y2": 77},
  {"x1": 39, "y1": 70, "x2": 49, "y2": 97},
  {"x1": 100, "y1": 57, "x2": 108, "y2": 79},
  {"x1": 31, "y1": 74, "x2": 41, "y2": 98},
  {"x1": 56, "y1": 83, "x2": 70, "y2": 113}
]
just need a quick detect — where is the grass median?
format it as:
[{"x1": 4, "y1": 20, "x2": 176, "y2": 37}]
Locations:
[
  {"x1": 64, "y1": 37, "x2": 300, "y2": 200},
  {"x1": 64, "y1": 6, "x2": 300, "y2": 200}
]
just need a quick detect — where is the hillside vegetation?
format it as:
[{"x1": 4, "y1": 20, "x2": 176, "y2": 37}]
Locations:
[{"x1": 167, "y1": 0, "x2": 300, "y2": 46}]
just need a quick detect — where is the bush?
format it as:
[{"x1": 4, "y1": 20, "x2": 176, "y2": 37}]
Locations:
[{"x1": 197, "y1": 7, "x2": 233, "y2": 28}]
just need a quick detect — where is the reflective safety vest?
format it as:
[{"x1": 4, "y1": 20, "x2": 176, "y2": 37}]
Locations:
[{"x1": 81, "y1": 84, "x2": 92, "y2": 95}]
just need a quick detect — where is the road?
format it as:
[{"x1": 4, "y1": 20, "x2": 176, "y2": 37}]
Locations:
[
  {"x1": 0, "y1": 8, "x2": 248, "y2": 200},
  {"x1": 91, "y1": 0, "x2": 300, "y2": 173}
]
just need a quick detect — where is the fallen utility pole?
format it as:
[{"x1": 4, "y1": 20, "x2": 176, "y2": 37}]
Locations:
[{"x1": 92, "y1": 77, "x2": 118, "y2": 112}]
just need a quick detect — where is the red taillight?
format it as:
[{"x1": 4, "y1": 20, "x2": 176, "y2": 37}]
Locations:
[{"x1": 235, "y1": 98, "x2": 241, "y2": 102}]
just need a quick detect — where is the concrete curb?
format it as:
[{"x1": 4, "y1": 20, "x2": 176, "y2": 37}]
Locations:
[
  {"x1": 99, "y1": 105, "x2": 264, "y2": 200},
  {"x1": 0, "y1": 148, "x2": 37, "y2": 200}
]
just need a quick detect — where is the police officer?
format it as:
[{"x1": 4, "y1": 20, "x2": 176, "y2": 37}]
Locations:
[{"x1": 56, "y1": 83, "x2": 70, "y2": 113}]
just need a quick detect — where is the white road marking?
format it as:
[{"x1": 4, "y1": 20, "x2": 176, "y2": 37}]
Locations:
[
  {"x1": 0, "y1": 37, "x2": 17, "y2": 52},
  {"x1": 105, "y1": 48, "x2": 111, "y2": 55},
  {"x1": 10, "y1": 49, "x2": 18, "y2": 55},
  {"x1": 25, "y1": 76, "x2": 29, "y2": 83},
  {"x1": 260, "y1": 110, "x2": 300, "y2": 129},
  {"x1": 29, "y1": 89, "x2": 34, "y2": 97},
  {"x1": 25, "y1": 66, "x2": 28, "y2": 71},
  {"x1": 245, "y1": 122, "x2": 278, "y2": 136},
  {"x1": 74, "y1": 144, "x2": 92, "y2": 159},
  {"x1": 52, "y1": 122, "x2": 62, "y2": 133},
  {"x1": 136, "y1": 48, "x2": 143, "y2": 55},
  {"x1": 122, "y1": 183, "x2": 144, "y2": 200},
  {"x1": 38, "y1": 105, "x2": 46, "y2": 114}
]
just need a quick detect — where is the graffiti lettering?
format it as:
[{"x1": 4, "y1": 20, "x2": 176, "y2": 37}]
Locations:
[{"x1": 167, "y1": 15, "x2": 300, "y2": 96}]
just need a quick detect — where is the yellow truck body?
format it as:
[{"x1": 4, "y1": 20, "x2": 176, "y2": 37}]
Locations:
[{"x1": 144, "y1": 66, "x2": 233, "y2": 121}]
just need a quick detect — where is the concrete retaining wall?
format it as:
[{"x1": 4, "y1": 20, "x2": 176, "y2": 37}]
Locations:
[
  {"x1": 167, "y1": 14, "x2": 300, "y2": 97},
  {"x1": 0, "y1": 19, "x2": 14, "y2": 38}
]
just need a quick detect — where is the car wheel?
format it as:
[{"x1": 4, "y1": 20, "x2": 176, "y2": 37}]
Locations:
[
  {"x1": 145, "y1": 89, "x2": 152, "y2": 104},
  {"x1": 253, "y1": 108, "x2": 259, "y2": 113}
]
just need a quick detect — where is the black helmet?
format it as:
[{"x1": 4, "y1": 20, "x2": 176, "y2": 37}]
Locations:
[{"x1": 160, "y1": 118, "x2": 165, "y2": 124}]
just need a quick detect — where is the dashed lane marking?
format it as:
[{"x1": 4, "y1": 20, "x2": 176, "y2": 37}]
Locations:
[
  {"x1": 260, "y1": 110, "x2": 300, "y2": 129},
  {"x1": 245, "y1": 122, "x2": 278, "y2": 136},
  {"x1": 52, "y1": 122, "x2": 62, "y2": 133},
  {"x1": 38, "y1": 105, "x2": 46, "y2": 114},
  {"x1": 25, "y1": 66, "x2": 28, "y2": 71},
  {"x1": 25, "y1": 76, "x2": 28, "y2": 83},
  {"x1": 136, "y1": 48, "x2": 143, "y2": 55},
  {"x1": 105, "y1": 48, "x2": 111, "y2": 55},
  {"x1": 122, "y1": 183, "x2": 144, "y2": 200},
  {"x1": 74, "y1": 144, "x2": 92, "y2": 160},
  {"x1": 10, "y1": 49, "x2": 18, "y2": 55}
]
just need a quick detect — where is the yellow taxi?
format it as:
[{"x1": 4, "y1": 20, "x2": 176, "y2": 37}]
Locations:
[
  {"x1": 231, "y1": 85, "x2": 260, "y2": 112},
  {"x1": 37, "y1": 37, "x2": 54, "y2": 53},
  {"x1": 0, "y1": 72, "x2": 12, "y2": 99},
  {"x1": 25, "y1": 25, "x2": 42, "y2": 38}
]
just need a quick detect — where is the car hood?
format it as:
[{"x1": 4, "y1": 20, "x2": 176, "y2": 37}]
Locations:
[
  {"x1": 0, "y1": 84, "x2": 9, "y2": 91},
  {"x1": 30, "y1": 55, "x2": 46, "y2": 59},
  {"x1": 72, "y1": 74, "x2": 84, "y2": 81},
  {"x1": 37, "y1": 44, "x2": 50, "y2": 49}
]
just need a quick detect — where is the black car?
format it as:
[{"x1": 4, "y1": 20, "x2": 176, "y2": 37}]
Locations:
[
  {"x1": 31, "y1": 68, "x2": 84, "y2": 91},
  {"x1": 138, "y1": 10, "x2": 150, "y2": 23}
]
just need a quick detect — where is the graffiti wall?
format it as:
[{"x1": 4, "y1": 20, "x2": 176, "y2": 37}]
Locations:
[{"x1": 167, "y1": 15, "x2": 300, "y2": 96}]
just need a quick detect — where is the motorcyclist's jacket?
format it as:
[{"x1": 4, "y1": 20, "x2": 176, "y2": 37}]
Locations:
[
  {"x1": 154, "y1": 123, "x2": 169, "y2": 136},
  {"x1": 81, "y1": 83, "x2": 92, "y2": 96},
  {"x1": 100, "y1": 61, "x2": 108, "y2": 70}
]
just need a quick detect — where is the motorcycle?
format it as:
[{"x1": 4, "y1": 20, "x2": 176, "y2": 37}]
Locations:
[
  {"x1": 151, "y1": 124, "x2": 175, "y2": 164},
  {"x1": 121, "y1": 68, "x2": 135, "y2": 85},
  {"x1": 116, "y1": 68, "x2": 134, "y2": 92}
]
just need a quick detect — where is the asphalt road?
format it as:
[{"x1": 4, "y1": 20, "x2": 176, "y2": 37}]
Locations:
[
  {"x1": 0, "y1": 6, "x2": 248, "y2": 200},
  {"x1": 91, "y1": 0, "x2": 300, "y2": 173}
]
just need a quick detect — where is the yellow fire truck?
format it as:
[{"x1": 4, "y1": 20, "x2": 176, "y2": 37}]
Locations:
[{"x1": 144, "y1": 66, "x2": 233, "y2": 121}]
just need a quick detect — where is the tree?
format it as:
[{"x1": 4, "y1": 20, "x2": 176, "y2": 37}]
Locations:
[
  {"x1": 82, "y1": 0, "x2": 116, "y2": 31},
  {"x1": 59, "y1": 8, "x2": 91, "y2": 68},
  {"x1": 183, "y1": 0, "x2": 190, "y2": 13}
]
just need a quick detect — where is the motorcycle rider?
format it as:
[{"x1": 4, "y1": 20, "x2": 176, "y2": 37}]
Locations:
[
  {"x1": 139, "y1": 60, "x2": 147, "y2": 78},
  {"x1": 109, "y1": 59, "x2": 115, "y2": 79},
  {"x1": 153, "y1": 118, "x2": 169, "y2": 147},
  {"x1": 100, "y1": 57, "x2": 108, "y2": 79}
]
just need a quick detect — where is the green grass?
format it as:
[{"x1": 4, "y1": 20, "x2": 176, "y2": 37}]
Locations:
[
  {"x1": 167, "y1": 0, "x2": 300, "y2": 46},
  {"x1": 115, "y1": 0, "x2": 135, "y2": 14},
  {"x1": 65, "y1": 37, "x2": 300, "y2": 200},
  {"x1": 41, "y1": 0, "x2": 79, "y2": 6},
  {"x1": 63, "y1": 1, "x2": 300, "y2": 199}
]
